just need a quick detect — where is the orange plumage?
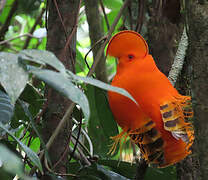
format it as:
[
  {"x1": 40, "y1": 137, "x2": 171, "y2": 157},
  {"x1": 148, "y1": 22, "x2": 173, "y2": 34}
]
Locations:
[{"x1": 107, "y1": 30, "x2": 194, "y2": 167}]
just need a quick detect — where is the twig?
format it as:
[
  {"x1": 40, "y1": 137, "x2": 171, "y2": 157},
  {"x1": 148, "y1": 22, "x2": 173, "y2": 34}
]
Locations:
[
  {"x1": 87, "y1": 0, "x2": 131, "y2": 77},
  {"x1": 52, "y1": 142, "x2": 69, "y2": 169},
  {"x1": 29, "y1": 104, "x2": 76, "y2": 175},
  {"x1": 72, "y1": 118, "x2": 93, "y2": 156},
  {"x1": 71, "y1": 133, "x2": 91, "y2": 157},
  {"x1": 168, "y1": 27, "x2": 188, "y2": 86},
  {"x1": 61, "y1": 0, "x2": 81, "y2": 73},
  {"x1": 53, "y1": 0, "x2": 68, "y2": 38},
  {"x1": 44, "y1": 155, "x2": 77, "y2": 177},
  {"x1": 70, "y1": 136, "x2": 91, "y2": 165},
  {"x1": 127, "y1": 3, "x2": 133, "y2": 29},
  {"x1": 0, "y1": 33, "x2": 35, "y2": 45},
  {"x1": 0, "y1": 0, "x2": 6, "y2": 14},
  {"x1": 84, "y1": 36, "x2": 107, "y2": 70},
  {"x1": 99, "y1": 0, "x2": 110, "y2": 30},
  {"x1": 68, "y1": 111, "x2": 83, "y2": 163},
  {"x1": 23, "y1": 8, "x2": 45, "y2": 49},
  {"x1": 135, "y1": 0, "x2": 145, "y2": 33},
  {"x1": 0, "y1": 0, "x2": 18, "y2": 40},
  {"x1": 45, "y1": 103, "x2": 75, "y2": 151},
  {"x1": 63, "y1": 0, "x2": 81, "y2": 53}
]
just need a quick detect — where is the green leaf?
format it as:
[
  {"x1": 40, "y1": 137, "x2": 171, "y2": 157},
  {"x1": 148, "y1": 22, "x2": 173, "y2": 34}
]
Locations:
[
  {"x1": 67, "y1": 70, "x2": 137, "y2": 105},
  {"x1": 0, "y1": 144, "x2": 23, "y2": 177},
  {"x1": 103, "y1": 10, "x2": 123, "y2": 33},
  {"x1": 0, "y1": 123, "x2": 43, "y2": 172},
  {"x1": 0, "y1": 53, "x2": 28, "y2": 104},
  {"x1": 11, "y1": 101, "x2": 29, "y2": 129},
  {"x1": 75, "y1": 48, "x2": 86, "y2": 73},
  {"x1": 0, "y1": 90, "x2": 14, "y2": 135},
  {"x1": 30, "y1": 68, "x2": 90, "y2": 120},
  {"x1": 18, "y1": 100, "x2": 52, "y2": 166},
  {"x1": 86, "y1": 85, "x2": 118, "y2": 157},
  {"x1": 0, "y1": 90, "x2": 14, "y2": 125},
  {"x1": 0, "y1": 0, "x2": 15, "y2": 24},
  {"x1": 102, "y1": 0, "x2": 122, "y2": 10},
  {"x1": 19, "y1": 49, "x2": 66, "y2": 73},
  {"x1": 19, "y1": 83, "x2": 44, "y2": 117}
]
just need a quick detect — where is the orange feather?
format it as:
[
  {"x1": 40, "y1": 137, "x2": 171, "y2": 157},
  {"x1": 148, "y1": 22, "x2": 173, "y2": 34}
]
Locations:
[{"x1": 107, "y1": 30, "x2": 194, "y2": 167}]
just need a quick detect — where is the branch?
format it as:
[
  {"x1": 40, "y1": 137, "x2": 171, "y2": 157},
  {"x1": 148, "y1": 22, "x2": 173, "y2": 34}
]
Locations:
[
  {"x1": 168, "y1": 27, "x2": 188, "y2": 86},
  {"x1": 23, "y1": 8, "x2": 46, "y2": 49},
  {"x1": 0, "y1": 0, "x2": 6, "y2": 14},
  {"x1": 99, "y1": 0, "x2": 110, "y2": 31},
  {"x1": 85, "y1": 0, "x2": 108, "y2": 82},
  {"x1": 87, "y1": 0, "x2": 131, "y2": 77},
  {"x1": 0, "y1": 0, "x2": 18, "y2": 40},
  {"x1": 135, "y1": 0, "x2": 145, "y2": 33},
  {"x1": 0, "y1": 33, "x2": 35, "y2": 45}
]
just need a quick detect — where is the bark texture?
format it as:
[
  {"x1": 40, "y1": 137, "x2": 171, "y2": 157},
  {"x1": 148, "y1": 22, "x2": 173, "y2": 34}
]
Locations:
[
  {"x1": 147, "y1": 1, "x2": 200, "y2": 179},
  {"x1": 147, "y1": 0, "x2": 182, "y2": 76},
  {"x1": 188, "y1": 1, "x2": 208, "y2": 179},
  {"x1": 41, "y1": 0, "x2": 79, "y2": 178},
  {"x1": 85, "y1": 0, "x2": 107, "y2": 82}
]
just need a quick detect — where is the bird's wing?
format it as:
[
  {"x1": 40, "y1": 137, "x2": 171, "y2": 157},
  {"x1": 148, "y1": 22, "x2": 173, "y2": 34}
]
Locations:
[
  {"x1": 160, "y1": 95, "x2": 194, "y2": 144},
  {"x1": 129, "y1": 119, "x2": 166, "y2": 166}
]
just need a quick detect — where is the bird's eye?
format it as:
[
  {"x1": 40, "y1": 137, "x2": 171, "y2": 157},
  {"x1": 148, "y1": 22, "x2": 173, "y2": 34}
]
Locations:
[{"x1": 128, "y1": 54, "x2": 134, "y2": 60}]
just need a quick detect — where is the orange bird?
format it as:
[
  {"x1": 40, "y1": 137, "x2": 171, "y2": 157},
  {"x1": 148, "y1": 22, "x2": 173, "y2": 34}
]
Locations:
[{"x1": 107, "y1": 30, "x2": 194, "y2": 168}]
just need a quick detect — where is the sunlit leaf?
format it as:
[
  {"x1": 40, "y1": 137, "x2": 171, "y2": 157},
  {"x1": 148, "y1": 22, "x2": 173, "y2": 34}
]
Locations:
[
  {"x1": 0, "y1": 53, "x2": 28, "y2": 104},
  {"x1": 102, "y1": 0, "x2": 122, "y2": 10}
]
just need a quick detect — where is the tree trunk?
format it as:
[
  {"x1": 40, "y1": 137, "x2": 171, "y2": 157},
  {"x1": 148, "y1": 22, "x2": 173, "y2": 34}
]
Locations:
[
  {"x1": 147, "y1": 1, "x2": 201, "y2": 179},
  {"x1": 41, "y1": 0, "x2": 79, "y2": 178},
  {"x1": 188, "y1": 1, "x2": 208, "y2": 179},
  {"x1": 147, "y1": 0, "x2": 182, "y2": 76},
  {"x1": 85, "y1": 0, "x2": 108, "y2": 82}
]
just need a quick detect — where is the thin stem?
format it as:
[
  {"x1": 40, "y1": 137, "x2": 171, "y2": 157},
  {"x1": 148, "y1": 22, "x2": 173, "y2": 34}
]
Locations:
[
  {"x1": 99, "y1": 0, "x2": 110, "y2": 30},
  {"x1": 0, "y1": 33, "x2": 35, "y2": 45},
  {"x1": 68, "y1": 114, "x2": 83, "y2": 162},
  {"x1": 53, "y1": 0, "x2": 68, "y2": 38},
  {"x1": 23, "y1": 8, "x2": 45, "y2": 49},
  {"x1": 135, "y1": 0, "x2": 145, "y2": 33},
  {"x1": 84, "y1": 36, "x2": 107, "y2": 71},
  {"x1": 87, "y1": 0, "x2": 131, "y2": 77}
]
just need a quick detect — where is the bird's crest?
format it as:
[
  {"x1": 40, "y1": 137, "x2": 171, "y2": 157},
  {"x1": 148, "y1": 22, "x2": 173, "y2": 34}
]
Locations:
[{"x1": 106, "y1": 30, "x2": 149, "y2": 59}]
